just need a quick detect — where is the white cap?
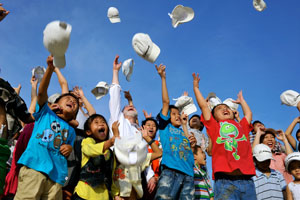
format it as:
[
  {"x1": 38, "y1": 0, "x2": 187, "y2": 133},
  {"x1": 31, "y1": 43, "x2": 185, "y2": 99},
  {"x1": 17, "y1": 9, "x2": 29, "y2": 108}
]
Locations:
[
  {"x1": 43, "y1": 21, "x2": 72, "y2": 68},
  {"x1": 285, "y1": 152, "x2": 300, "y2": 171},
  {"x1": 174, "y1": 95, "x2": 197, "y2": 116},
  {"x1": 132, "y1": 33, "x2": 160, "y2": 63},
  {"x1": 207, "y1": 92, "x2": 222, "y2": 110},
  {"x1": 223, "y1": 98, "x2": 239, "y2": 111},
  {"x1": 280, "y1": 90, "x2": 300, "y2": 107},
  {"x1": 253, "y1": 144, "x2": 274, "y2": 162},
  {"x1": 122, "y1": 58, "x2": 134, "y2": 82},
  {"x1": 253, "y1": 0, "x2": 267, "y2": 12},
  {"x1": 107, "y1": 7, "x2": 121, "y2": 23},
  {"x1": 168, "y1": 5, "x2": 195, "y2": 28},
  {"x1": 114, "y1": 134, "x2": 148, "y2": 166},
  {"x1": 48, "y1": 93, "x2": 61, "y2": 104},
  {"x1": 91, "y1": 81, "x2": 109, "y2": 100},
  {"x1": 31, "y1": 66, "x2": 46, "y2": 83}
]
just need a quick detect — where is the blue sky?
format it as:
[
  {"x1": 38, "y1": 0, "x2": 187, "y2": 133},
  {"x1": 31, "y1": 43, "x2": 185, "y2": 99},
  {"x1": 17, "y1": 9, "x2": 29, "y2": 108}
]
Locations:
[{"x1": 1, "y1": 0, "x2": 300, "y2": 178}]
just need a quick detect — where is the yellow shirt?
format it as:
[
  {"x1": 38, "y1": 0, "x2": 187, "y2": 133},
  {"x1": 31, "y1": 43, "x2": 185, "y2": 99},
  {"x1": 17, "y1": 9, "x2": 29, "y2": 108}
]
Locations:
[{"x1": 74, "y1": 137, "x2": 119, "y2": 200}]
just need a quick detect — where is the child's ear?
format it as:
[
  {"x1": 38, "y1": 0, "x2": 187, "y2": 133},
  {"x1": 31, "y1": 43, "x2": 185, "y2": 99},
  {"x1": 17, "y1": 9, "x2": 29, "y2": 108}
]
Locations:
[{"x1": 86, "y1": 130, "x2": 92, "y2": 136}]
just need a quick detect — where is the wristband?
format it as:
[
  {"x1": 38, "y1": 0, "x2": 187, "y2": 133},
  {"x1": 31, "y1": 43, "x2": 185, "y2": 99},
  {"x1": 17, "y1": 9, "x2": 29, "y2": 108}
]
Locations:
[{"x1": 148, "y1": 139, "x2": 155, "y2": 146}]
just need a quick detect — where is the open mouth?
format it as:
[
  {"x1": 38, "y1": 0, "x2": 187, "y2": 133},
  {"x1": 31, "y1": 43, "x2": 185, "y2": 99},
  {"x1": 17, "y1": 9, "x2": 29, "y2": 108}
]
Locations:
[
  {"x1": 66, "y1": 103, "x2": 73, "y2": 109},
  {"x1": 98, "y1": 128, "x2": 105, "y2": 134},
  {"x1": 267, "y1": 142, "x2": 274, "y2": 148}
]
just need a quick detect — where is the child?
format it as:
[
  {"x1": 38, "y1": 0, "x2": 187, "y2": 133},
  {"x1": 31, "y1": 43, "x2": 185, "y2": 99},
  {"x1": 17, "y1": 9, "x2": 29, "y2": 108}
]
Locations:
[
  {"x1": 192, "y1": 73, "x2": 256, "y2": 200},
  {"x1": 285, "y1": 116, "x2": 300, "y2": 151},
  {"x1": 154, "y1": 64, "x2": 195, "y2": 199},
  {"x1": 285, "y1": 152, "x2": 300, "y2": 200},
  {"x1": 252, "y1": 144, "x2": 286, "y2": 200},
  {"x1": 14, "y1": 55, "x2": 79, "y2": 200},
  {"x1": 193, "y1": 146, "x2": 214, "y2": 200},
  {"x1": 73, "y1": 114, "x2": 119, "y2": 200}
]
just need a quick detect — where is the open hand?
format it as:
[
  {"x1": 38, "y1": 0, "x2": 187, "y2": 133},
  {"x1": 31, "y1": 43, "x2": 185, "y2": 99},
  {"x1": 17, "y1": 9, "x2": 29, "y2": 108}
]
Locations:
[
  {"x1": 113, "y1": 55, "x2": 122, "y2": 71},
  {"x1": 155, "y1": 64, "x2": 166, "y2": 78},
  {"x1": 0, "y1": 3, "x2": 10, "y2": 22},
  {"x1": 143, "y1": 109, "x2": 152, "y2": 118},
  {"x1": 188, "y1": 132, "x2": 197, "y2": 148},
  {"x1": 180, "y1": 112, "x2": 188, "y2": 125},
  {"x1": 192, "y1": 73, "x2": 200, "y2": 88},
  {"x1": 232, "y1": 90, "x2": 244, "y2": 104}
]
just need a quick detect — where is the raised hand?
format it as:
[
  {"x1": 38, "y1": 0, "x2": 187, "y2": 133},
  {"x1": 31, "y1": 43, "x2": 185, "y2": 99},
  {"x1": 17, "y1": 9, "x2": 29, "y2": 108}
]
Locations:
[
  {"x1": 0, "y1": 3, "x2": 10, "y2": 22},
  {"x1": 232, "y1": 90, "x2": 244, "y2": 104},
  {"x1": 113, "y1": 55, "x2": 122, "y2": 71},
  {"x1": 30, "y1": 75, "x2": 38, "y2": 87},
  {"x1": 124, "y1": 90, "x2": 132, "y2": 101},
  {"x1": 192, "y1": 73, "x2": 200, "y2": 88},
  {"x1": 143, "y1": 109, "x2": 152, "y2": 118},
  {"x1": 112, "y1": 121, "x2": 120, "y2": 138},
  {"x1": 275, "y1": 130, "x2": 286, "y2": 141},
  {"x1": 188, "y1": 132, "x2": 197, "y2": 148},
  {"x1": 46, "y1": 55, "x2": 55, "y2": 69},
  {"x1": 182, "y1": 91, "x2": 188, "y2": 96},
  {"x1": 180, "y1": 112, "x2": 188, "y2": 125},
  {"x1": 155, "y1": 64, "x2": 166, "y2": 78}
]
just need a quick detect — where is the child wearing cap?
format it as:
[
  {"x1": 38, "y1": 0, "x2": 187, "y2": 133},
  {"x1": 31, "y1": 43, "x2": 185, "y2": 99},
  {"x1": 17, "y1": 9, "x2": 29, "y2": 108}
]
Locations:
[
  {"x1": 285, "y1": 116, "x2": 300, "y2": 152},
  {"x1": 252, "y1": 144, "x2": 286, "y2": 200},
  {"x1": 154, "y1": 64, "x2": 196, "y2": 199},
  {"x1": 193, "y1": 146, "x2": 214, "y2": 200},
  {"x1": 252, "y1": 128, "x2": 294, "y2": 184},
  {"x1": 285, "y1": 152, "x2": 300, "y2": 200},
  {"x1": 193, "y1": 73, "x2": 256, "y2": 200}
]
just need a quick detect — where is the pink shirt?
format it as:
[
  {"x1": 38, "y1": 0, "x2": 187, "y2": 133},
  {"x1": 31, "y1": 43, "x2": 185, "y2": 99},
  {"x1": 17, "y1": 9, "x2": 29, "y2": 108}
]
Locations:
[{"x1": 270, "y1": 153, "x2": 293, "y2": 184}]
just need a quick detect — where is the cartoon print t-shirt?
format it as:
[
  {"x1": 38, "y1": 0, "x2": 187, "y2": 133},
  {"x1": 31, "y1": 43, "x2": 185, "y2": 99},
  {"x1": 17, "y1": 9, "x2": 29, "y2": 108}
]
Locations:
[
  {"x1": 157, "y1": 111, "x2": 194, "y2": 177},
  {"x1": 18, "y1": 103, "x2": 76, "y2": 185},
  {"x1": 201, "y1": 114, "x2": 255, "y2": 179}
]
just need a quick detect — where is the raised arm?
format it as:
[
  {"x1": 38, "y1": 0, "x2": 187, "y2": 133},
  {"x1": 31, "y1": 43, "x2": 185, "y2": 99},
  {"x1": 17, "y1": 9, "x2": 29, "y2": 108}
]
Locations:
[
  {"x1": 124, "y1": 90, "x2": 133, "y2": 106},
  {"x1": 155, "y1": 64, "x2": 169, "y2": 116},
  {"x1": 252, "y1": 128, "x2": 264, "y2": 150},
  {"x1": 276, "y1": 130, "x2": 293, "y2": 155},
  {"x1": 233, "y1": 91, "x2": 252, "y2": 124},
  {"x1": 192, "y1": 73, "x2": 211, "y2": 121},
  {"x1": 142, "y1": 127, "x2": 162, "y2": 161},
  {"x1": 54, "y1": 67, "x2": 69, "y2": 94},
  {"x1": 75, "y1": 86, "x2": 96, "y2": 116},
  {"x1": 37, "y1": 56, "x2": 55, "y2": 106},
  {"x1": 112, "y1": 55, "x2": 122, "y2": 85},
  {"x1": 0, "y1": 3, "x2": 9, "y2": 22},
  {"x1": 285, "y1": 117, "x2": 300, "y2": 150},
  {"x1": 28, "y1": 75, "x2": 38, "y2": 114}
]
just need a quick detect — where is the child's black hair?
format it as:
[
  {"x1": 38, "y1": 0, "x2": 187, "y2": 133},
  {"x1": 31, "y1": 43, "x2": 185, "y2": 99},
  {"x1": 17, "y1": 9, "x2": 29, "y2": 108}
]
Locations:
[
  {"x1": 169, "y1": 105, "x2": 179, "y2": 112},
  {"x1": 141, "y1": 117, "x2": 159, "y2": 130},
  {"x1": 54, "y1": 92, "x2": 80, "y2": 117},
  {"x1": 83, "y1": 114, "x2": 110, "y2": 140},
  {"x1": 211, "y1": 103, "x2": 230, "y2": 119}
]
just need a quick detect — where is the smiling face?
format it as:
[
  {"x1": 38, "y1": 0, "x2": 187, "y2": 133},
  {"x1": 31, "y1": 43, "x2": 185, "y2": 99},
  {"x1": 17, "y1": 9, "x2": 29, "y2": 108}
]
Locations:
[
  {"x1": 213, "y1": 104, "x2": 234, "y2": 121},
  {"x1": 143, "y1": 120, "x2": 157, "y2": 139},
  {"x1": 123, "y1": 105, "x2": 138, "y2": 118},
  {"x1": 170, "y1": 107, "x2": 181, "y2": 127},
  {"x1": 56, "y1": 94, "x2": 79, "y2": 121},
  {"x1": 261, "y1": 133, "x2": 276, "y2": 150},
  {"x1": 189, "y1": 115, "x2": 203, "y2": 130},
  {"x1": 86, "y1": 116, "x2": 109, "y2": 142},
  {"x1": 289, "y1": 161, "x2": 300, "y2": 180}
]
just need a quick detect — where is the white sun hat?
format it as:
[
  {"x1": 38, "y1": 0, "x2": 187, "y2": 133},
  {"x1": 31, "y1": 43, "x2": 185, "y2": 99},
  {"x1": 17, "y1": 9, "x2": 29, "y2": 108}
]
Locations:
[
  {"x1": 253, "y1": 0, "x2": 267, "y2": 12},
  {"x1": 253, "y1": 144, "x2": 274, "y2": 162},
  {"x1": 280, "y1": 90, "x2": 300, "y2": 107},
  {"x1": 43, "y1": 21, "x2": 72, "y2": 68},
  {"x1": 168, "y1": 5, "x2": 195, "y2": 28},
  {"x1": 31, "y1": 66, "x2": 46, "y2": 83},
  {"x1": 48, "y1": 93, "x2": 61, "y2": 104},
  {"x1": 91, "y1": 81, "x2": 110, "y2": 100},
  {"x1": 285, "y1": 152, "x2": 300, "y2": 171},
  {"x1": 107, "y1": 7, "x2": 121, "y2": 23},
  {"x1": 207, "y1": 92, "x2": 222, "y2": 110},
  {"x1": 223, "y1": 98, "x2": 239, "y2": 111},
  {"x1": 132, "y1": 33, "x2": 160, "y2": 63},
  {"x1": 122, "y1": 58, "x2": 134, "y2": 82},
  {"x1": 174, "y1": 95, "x2": 197, "y2": 116}
]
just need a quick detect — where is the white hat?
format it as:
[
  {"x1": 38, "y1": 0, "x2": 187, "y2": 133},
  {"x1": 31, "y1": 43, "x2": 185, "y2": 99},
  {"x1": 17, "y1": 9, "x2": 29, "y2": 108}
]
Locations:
[
  {"x1": 91, "y1": 81, "x2": 109, "y2": 100},
  {"x1": 280, "y1": 90, "x2": 300, "y2": 107},
  {"x1": 285, "y1": 152, "x2": 300, "y2": 171},
  {"x1": 207, "y1": 92, "x2": 222, "y2": 110},
  {"x1": 223, "y1": 98, "x2": 239, "y2": 111},
  {"x1": 107, "y1": 7, "x2": 121, "y2": 23},
  {"x1": 31, "y1": 66, "x2": 46, "y2": 83},
  {"x1": 122, "y1": 58, "x2": 134, "y2": 81},
  {"x1": 168, "y1": 5, "x2": 195, "y2": 28},
  {"x1": 114, "y1": 134, "x2": 148, "y2": 166},
  {"x1": 43, "y1": 21, "x2": 72, "y2": 68},
  {"x1": 132, "y1": 33, "x2": 160, "y2": 63},
  {"x1": 48, "y1": 93, "x2": 61, "y2": 104},
  {"x1": 253, "y1": 0, "x2": 267, "y2": 12},
  {"x1": 174, "y1": 95, "x2": 197, "y2": 116},
  {"x1": 253, "y1": 144, "x2": 274, "y2": 162}
]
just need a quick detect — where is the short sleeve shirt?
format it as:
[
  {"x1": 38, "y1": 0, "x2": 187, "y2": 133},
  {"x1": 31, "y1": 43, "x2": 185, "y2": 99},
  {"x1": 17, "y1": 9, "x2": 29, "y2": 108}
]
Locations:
[
  {"x1": 157, "y1": 111, "x2": 194, "y2": 177},
  {"x1": 18, "y1": 103, "x2": 76, "y2": 185},
  {"x1": 201, "y1": 114, "x2": 255, "y2": 178}
]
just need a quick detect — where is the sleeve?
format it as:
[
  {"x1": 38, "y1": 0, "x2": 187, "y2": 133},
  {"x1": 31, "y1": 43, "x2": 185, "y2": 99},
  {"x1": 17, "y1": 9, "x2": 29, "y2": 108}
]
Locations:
[
  {"x1": 239, "y1": 117, "x2": 253, "y2": 137},
  {"x1": 81, "y1": 138, "x2": 106, "y2": 157},
  {"x1": 278, "y1": 171, "x2": 287, "y2": 190},
  {"x1": 109, "y1": 84, "x2": 122, "y2": 127},
  {"x1": 144, "y1": 166, "x2": 155, "y2": 182},
  {"x1": 156, "y1": 110, "x2": 170, "y2": 130},
  {"x1": 141, "y1": 153, "x2": 152, "y2": 171},
  {"x1": 14, "y1": 123, "x2": 34, "y2": 162},
  {"x1": 67, "y1": 127, "x2": 76, "y2": 146},
  {"x1": 200, "y1": 113, "x2": 218, "y2": 139},
  {"x1": 33, "y1": 102, "x2": 48, "y2": 121},
  {"x1": 110, "y1": 155, "x2": 120, "y2": 197}
]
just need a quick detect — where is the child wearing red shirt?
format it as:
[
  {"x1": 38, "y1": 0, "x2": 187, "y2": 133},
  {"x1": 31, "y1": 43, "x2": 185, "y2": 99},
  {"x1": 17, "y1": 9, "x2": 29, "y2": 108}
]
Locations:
[{"x1": 192, "y1": 73, "x2": 256, "y2": 200}]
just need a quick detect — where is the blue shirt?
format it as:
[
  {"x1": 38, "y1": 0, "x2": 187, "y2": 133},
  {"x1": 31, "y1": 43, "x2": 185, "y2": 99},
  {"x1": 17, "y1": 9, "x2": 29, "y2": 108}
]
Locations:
[
  {"x1": 252, "y1": 169, "x2": 286, "y2": 200},
  {"x1": 157, "y1": 111, "x2": 194, "y2": 177},
  {"x1": 18, "y1": 103, "x2": 76, "y2": 185}
]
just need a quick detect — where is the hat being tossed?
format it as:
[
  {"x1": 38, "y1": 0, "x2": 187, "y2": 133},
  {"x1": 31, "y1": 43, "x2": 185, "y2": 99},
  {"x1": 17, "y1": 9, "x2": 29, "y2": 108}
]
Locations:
[
  {"x1": 280, "y1": 90, "x2": 300, "y2": 107},
  {"x1": 173, "y1": 92, "x2": 197, "y2": 116},
  {"x1": 91, "y1": 81, "x2": 110, "y2": 100},
  {"x1": 107, "y1": 7, "x2": 121, "y2": 23},
  {"x1": 122, "y1": 58, "x2": 134, "y2": 82},
  {"x1": 168, "y1": 5, "x2": 194, "y2": 28}
]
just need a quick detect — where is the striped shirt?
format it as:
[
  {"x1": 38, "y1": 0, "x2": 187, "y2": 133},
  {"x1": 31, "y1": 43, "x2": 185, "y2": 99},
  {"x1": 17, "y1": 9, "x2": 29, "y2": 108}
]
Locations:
[
  {"x1": 194, "y1": 165, "x2": 214, "y2": 200},
  {"x1": 252, "y1": 169, "x2": 286, "y2": 200}
]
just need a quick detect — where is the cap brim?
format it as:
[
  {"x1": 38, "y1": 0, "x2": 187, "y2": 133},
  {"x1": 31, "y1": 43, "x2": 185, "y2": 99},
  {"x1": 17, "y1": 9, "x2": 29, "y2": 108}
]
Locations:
[
  {"x1": 53, "y1": 55, "x2": 66, "y2": 68},
  {"x1": 91, "y1": 87, "x2": 107, "y2": 100},
  {"x1": 182, "y1": 104, "x2": 197, "y2": 116},
  {"x1": 146, "y1": 42, "x2": 160, "y2": 63},
  {"x1": 109, "y1": 17, "x2": 121, "y2": 23},
  {"x1": 255, "y1": 155, "x2": 274, "y2": 162}
]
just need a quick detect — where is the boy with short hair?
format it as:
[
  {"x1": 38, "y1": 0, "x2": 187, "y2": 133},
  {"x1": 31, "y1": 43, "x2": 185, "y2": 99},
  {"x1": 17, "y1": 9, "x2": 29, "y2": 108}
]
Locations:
[
  {"x1": 285, "y1": 152, "x2": 300, "y2": 199},
  {"x1": 193, "y1": 73, "x2": 256, "y2": 200},
  {"x1": 15, "y1": 56, "x2": 79, "y2": 200},
  {"x1": 252, "y1": 144, "x2": 286, "y2": 200},
  {"x1": 154, "y1": 64, "x2": 195, "y2": 199},
  {"x1": 193, "y1": 146, "x2": 214, "y2": 200}
]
